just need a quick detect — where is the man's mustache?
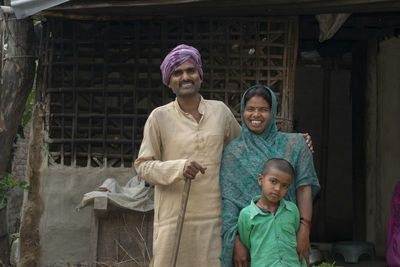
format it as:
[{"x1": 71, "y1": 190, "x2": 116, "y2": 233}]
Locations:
[{"x1": 179, "y1": 80, "x2": 195, "y2": 86}]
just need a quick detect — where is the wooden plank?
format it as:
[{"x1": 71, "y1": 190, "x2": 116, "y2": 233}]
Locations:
[
  {"x1": 88, "y1": 207, "x2": 99, "y2": 267},
  {"x1": 93, "y1": 196, "x2": 108, "y2": 218},
  {"x1": 40, "y1": 0, "x2": 400, "y2": 18},
  {"x1": 50, "y1": 0, "x2": 400, "y2": 11}
]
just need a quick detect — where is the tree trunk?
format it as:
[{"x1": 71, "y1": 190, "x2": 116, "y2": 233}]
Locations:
[
  {"x1": 0, "y1": 17, "x2": 35, "y2": 266},
  {"x1": 0, "y1": 18, "x2": 35, "y2": 175}
]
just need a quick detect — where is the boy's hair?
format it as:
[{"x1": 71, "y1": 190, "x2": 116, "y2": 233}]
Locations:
[{"x1": 262, "y1": 158, "x2": 295, "y2": 178}]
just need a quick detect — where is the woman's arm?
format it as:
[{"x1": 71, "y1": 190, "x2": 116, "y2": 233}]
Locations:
[
  {"x1": 236, "y1": 210, "x2": 251, "y2": 267},
  {"x1": 293, "y1": 133, "x2": 320, "y2": 265},
  {"x1": 221, "y1": 196, "x2": 244, "y2": 267},
  {"x1": 296, "y1": 185, "x2": 312, "y2": 265},
  {"x1": 233, "y1": 234, "x2": 249, "y2": 267}
]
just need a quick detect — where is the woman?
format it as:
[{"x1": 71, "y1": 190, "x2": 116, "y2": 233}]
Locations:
[{"x1": 220, "y1": 85, "x2": 320, "y2": 267}]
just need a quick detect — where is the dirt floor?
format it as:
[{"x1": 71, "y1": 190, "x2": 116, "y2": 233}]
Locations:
[
  {"x1": 317, "y1": 256, "x2": 386, "y2": 267},
  {"x1": 310, "y1": 242, "x2": 387, "y2": 267},
  {"x1": 334, "y1": 259, "x2": 386, "y2": 267}
]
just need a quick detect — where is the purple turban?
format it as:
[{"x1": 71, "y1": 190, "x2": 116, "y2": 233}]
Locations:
[{"x1": 160, "y1": 44, "x2": 203, "y2": 86}]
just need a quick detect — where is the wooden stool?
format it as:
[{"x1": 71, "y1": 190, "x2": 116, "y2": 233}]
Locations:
[
  {"x1": 332, "y1": 241, "x2": 375, "y2": 263},
  {"x1": 88, "y1": 197, "x2": 153, "y2": 267}
]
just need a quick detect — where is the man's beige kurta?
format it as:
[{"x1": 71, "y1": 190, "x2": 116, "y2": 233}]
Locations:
[{"x1": 134, "y1": 97, "x2": 241, "y2": 267}]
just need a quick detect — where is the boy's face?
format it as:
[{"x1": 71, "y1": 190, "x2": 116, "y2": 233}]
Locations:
[{"x1": 258, "y1": 167, "x2": 292, "y2": 204}]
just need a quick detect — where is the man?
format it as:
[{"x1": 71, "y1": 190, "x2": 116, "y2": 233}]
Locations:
[
  {"x1": 134, "y1": 44, "x2": 241, "y2": 266},
  {"x1": 134, "y1": 44, "x2": 314, "y2": 266}
]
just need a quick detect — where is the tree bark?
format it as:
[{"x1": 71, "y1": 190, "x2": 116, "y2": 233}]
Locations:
[
  {"x1": 0, "y1": 17, "x2": 35, "y2": 175},
  {"x1": 0, "y1": 16, "x2": 35, "y2": 266}
]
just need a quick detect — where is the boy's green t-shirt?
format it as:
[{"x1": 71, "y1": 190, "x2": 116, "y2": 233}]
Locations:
[{"x1": 238, "y1": 195, "x2": 307, "y2": 267}]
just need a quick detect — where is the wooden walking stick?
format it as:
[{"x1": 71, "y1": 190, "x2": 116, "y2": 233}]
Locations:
[{"x1": 170, "y1": 178, "x2": 191, "y2": 267}]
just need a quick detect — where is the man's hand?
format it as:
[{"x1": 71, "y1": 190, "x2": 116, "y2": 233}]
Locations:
[
  {"x1": 296, "y1": 224, "x2": 310, "y2": 265},
  {"x1": 301, "y1": 133, "x2": 314, "y2": 154},
  {"x1": 183, "y1": 160, "x2": 207, "y2": 179},
  {"x1": 233, "y1": 234, "x2": 249, "y2": 267}
]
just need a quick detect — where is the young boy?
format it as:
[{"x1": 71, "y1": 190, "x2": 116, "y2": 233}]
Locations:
[{"x1": 238, "y1": 158, "x2": 307, "y2": 267}]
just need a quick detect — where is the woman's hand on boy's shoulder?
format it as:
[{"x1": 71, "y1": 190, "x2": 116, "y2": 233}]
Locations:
[{"x1": 301, "y1": 133, "x2": 314, "y2": 154}]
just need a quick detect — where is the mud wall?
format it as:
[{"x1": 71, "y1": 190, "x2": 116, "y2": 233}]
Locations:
[
  {"x1": 38, "y1": 166, "x2": 134, "y2": 266},
  {"x1": 19, "y1": 104, "x2": 136, "y2": 266}
]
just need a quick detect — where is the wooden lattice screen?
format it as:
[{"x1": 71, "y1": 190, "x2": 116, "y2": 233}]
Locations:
[{"x1": 42, "y1": 17, "x2": 298, "y2": 167}]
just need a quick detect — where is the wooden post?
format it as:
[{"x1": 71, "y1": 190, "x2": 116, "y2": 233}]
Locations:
[
  {"x1": 318, "y1": 58, "x2": 333, "y2": 241},
  {"x1": 89, "y1": 197, "x2": 109, "y2": 267},
  {"x1": 365, "y1": 38, "x2": 378, "y2": 244}
]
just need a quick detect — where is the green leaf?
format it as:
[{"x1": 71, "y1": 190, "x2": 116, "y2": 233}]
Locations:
[
  {"x1": 22, "y1": 110, "x2": 32, "y2": 127},
  {"x1": 0, "y1": 173, "x2": 32, "y2": 207}
]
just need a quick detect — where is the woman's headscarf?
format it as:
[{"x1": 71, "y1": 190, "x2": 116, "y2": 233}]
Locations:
[
  {"x1": 219, "y1": 85, "x2": 320, "y2": 266},
  {"x1": 160, "y1": 44, "x2": 203, "y2": 86}
]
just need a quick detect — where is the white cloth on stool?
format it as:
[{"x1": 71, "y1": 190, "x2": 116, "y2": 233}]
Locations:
[{"x1": 78, "y1": 176, "x2": 154, "y2": 212}]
